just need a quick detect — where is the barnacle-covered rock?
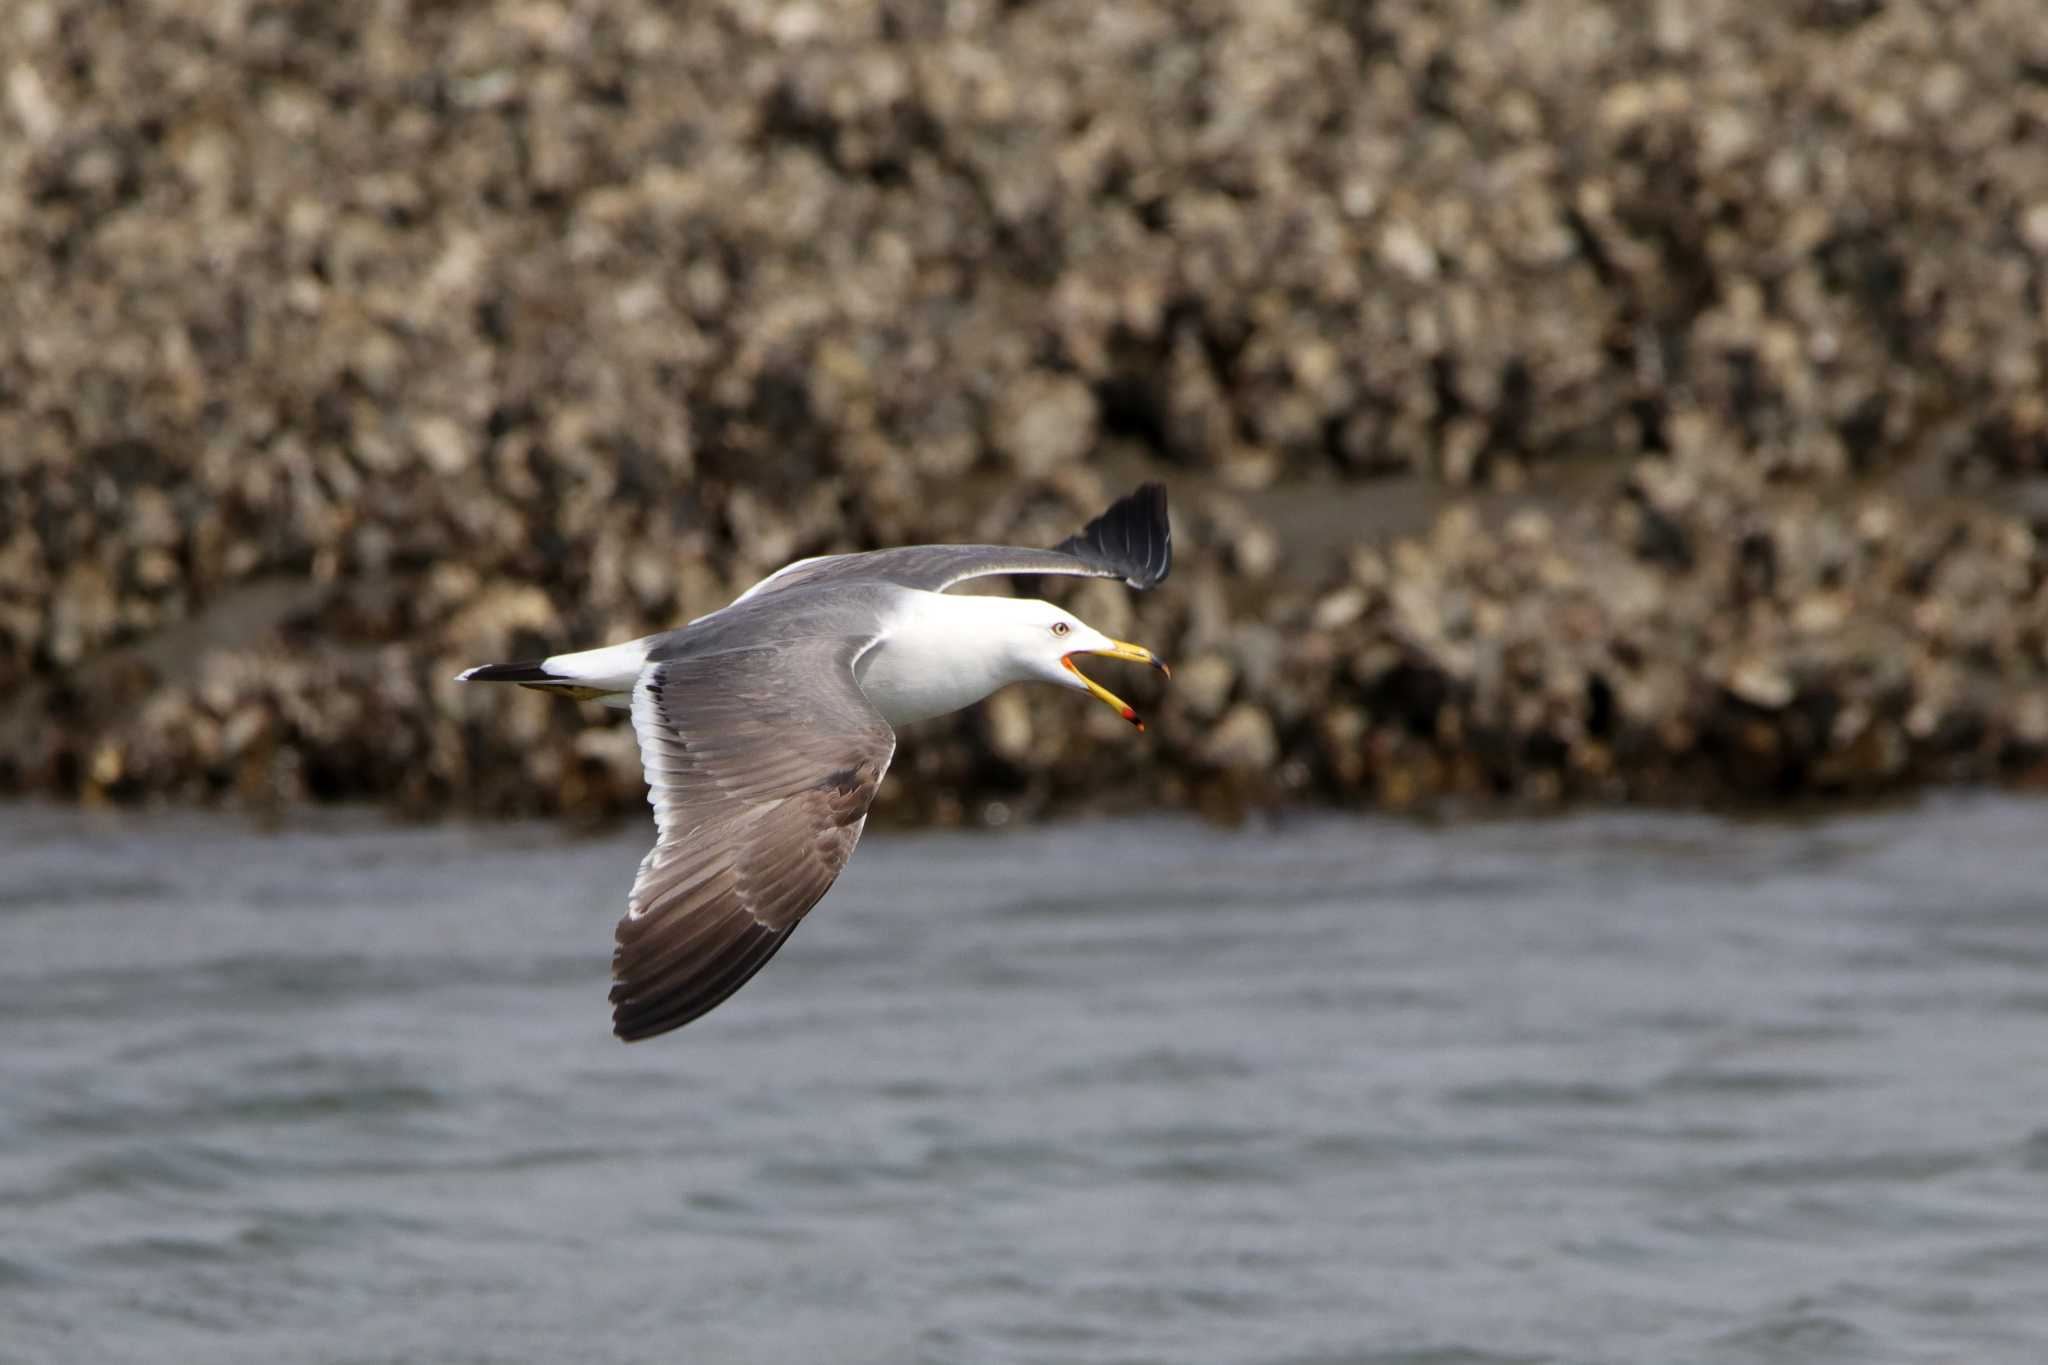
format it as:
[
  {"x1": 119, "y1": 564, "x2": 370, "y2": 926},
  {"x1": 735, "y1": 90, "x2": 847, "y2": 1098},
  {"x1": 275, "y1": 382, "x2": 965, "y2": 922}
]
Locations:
[{"x1": 4, "y1": 0, "x2": 2048, "y2": 818}]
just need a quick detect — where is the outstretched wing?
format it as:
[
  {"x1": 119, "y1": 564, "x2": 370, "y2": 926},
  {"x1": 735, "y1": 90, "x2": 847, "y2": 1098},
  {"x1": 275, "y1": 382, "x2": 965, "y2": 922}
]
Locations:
[
  {"x1": 733, "y1": 483, "x2": 1173, "y2": 602},
  {"x1": 611, "y1": 637, "x2": 895, "y2": 1041}
]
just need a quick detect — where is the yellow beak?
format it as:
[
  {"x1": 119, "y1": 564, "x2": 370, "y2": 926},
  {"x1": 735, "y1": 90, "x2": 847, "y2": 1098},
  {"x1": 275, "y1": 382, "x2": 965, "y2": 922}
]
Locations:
[{"x1": 1062, "y1": 639, "x2": 1170, "y2": 730}]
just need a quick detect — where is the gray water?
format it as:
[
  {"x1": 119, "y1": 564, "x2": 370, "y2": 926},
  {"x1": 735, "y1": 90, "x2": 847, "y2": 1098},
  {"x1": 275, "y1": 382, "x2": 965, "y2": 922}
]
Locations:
[{"x1": 4, "y1": 797, "x2": 2048, "y2": 1365}]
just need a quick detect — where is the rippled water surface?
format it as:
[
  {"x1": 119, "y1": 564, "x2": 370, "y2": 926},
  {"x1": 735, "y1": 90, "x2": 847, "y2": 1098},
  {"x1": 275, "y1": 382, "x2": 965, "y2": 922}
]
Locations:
[{"x1": 6, "y1": 796, "x2": 2048, "y2": 1364}]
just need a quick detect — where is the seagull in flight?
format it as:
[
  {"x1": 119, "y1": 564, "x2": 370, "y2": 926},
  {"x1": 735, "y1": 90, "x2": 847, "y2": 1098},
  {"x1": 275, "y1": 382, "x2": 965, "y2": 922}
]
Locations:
[{"x1": 457, "y1": 485, "x2": 1173, "y2": 1041}]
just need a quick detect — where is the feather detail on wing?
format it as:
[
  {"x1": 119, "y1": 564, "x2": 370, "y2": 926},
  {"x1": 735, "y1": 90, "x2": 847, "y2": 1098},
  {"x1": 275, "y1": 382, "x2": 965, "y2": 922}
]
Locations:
[
  {"x1": 727, "y1": 484, "x2": 1172, "y2": 600},
  {"x1": 611, "y1": 638, "x2": 894, "y2": 1041}
]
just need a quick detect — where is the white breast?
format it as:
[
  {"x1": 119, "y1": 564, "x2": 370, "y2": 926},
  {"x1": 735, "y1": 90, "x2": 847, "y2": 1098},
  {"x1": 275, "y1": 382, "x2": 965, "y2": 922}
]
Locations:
[{"x1": 855, "y1": 593, "x2": 1019, "y2": 729}]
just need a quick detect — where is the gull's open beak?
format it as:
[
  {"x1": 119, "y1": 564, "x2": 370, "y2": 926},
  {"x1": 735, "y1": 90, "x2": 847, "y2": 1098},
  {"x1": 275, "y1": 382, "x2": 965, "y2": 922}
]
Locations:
[{"x1": 1062, "y1": 640, "x2": 1171, "y2": 731}]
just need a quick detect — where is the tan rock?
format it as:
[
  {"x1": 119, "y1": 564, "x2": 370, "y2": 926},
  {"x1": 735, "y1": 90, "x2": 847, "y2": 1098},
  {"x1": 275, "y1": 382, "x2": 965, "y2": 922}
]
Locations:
[
  {"x1": 1200, "y1": 704, "x2": 1279, "y2": 773},
  {"x1": 1724, "y1": 656, "x2": 1795, "y2": 710},
  {"x1": 989, "y1": 372, "x2": 1098, "y2": 477},
  {"x1": 1175, "y1": 654, "x2": 1237, "y2": 720}
]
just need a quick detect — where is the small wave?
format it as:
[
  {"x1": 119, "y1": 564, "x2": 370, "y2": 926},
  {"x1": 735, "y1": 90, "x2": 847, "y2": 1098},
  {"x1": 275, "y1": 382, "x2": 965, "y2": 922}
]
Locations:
[
  {"x1": 1709, "y1": 1310, "x2": 1871, "y2": 1360},
  {"x1": 1449, "y1": 1078, "x2": 1639, "y2": 1109}
]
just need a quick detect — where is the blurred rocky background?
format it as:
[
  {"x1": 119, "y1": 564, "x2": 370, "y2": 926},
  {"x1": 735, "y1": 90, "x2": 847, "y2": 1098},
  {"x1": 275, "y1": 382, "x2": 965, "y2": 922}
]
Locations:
[{"x1": 5, "y1": 0, "x2": 2048, "y2": 822}]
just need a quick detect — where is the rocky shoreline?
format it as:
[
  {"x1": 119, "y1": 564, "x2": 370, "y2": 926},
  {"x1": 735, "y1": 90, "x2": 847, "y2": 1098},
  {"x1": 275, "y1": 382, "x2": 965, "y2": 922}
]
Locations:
[
  {"x1": 4, "y1": 1, "x2": 2048, "y2": 822},
  {"x1": 12, "y1": 455, "x2": 2048, "y2": 827}
]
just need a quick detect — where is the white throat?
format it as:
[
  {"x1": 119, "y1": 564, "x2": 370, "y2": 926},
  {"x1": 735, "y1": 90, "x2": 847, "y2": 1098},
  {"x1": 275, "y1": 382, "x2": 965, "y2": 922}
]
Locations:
[{"x1": 856, "y1": 593, "x2": 1028, "y2": 728}]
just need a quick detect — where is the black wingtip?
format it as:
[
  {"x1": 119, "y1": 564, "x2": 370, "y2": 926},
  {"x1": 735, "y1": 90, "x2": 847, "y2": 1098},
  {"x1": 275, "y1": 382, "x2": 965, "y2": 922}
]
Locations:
[
  {"x1": 609, "y1": 918, "x2": 798, "y2": 1042},
  {"x1": 1053, "y1": 483, "x2": 1173, "y2": 590}
]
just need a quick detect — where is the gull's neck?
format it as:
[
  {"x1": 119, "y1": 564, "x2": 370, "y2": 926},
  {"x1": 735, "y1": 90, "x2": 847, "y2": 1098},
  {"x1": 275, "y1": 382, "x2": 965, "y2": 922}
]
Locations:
[{"x1": 856, "y1": 592, "x2": 1024, "y2": 729}]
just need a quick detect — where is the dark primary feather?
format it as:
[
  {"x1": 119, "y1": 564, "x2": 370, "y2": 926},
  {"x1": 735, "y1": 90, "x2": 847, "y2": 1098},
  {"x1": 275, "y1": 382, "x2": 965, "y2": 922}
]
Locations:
[
  {"x1": 1050, "y1": 482, "x2": 1172, "y2": 589},
  {"x1": 612, "y1": 637, "x2": 894, "y2": 1041}
]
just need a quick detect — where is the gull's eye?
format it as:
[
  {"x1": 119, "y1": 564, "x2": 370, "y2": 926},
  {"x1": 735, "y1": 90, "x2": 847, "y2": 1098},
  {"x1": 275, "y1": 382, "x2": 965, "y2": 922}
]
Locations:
[{"x1": 1050, "y1": 621, "x2": 1072, "y2": 638}]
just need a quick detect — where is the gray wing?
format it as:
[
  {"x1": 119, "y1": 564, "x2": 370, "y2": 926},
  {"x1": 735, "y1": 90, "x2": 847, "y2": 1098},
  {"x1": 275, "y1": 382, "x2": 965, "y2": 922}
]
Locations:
[
  {"x1": 612, "y1": 636, "x2": 894, "y2": 1041},
  {"x1": 738, "y1": 483, "x2": 1172, "y2": 600}
]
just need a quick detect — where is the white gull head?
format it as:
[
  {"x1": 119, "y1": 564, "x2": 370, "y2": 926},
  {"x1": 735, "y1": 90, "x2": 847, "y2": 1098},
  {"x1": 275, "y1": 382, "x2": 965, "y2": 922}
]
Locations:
[{"x1": 854, "y1": 593, "x2": 1168, "y2": 731}]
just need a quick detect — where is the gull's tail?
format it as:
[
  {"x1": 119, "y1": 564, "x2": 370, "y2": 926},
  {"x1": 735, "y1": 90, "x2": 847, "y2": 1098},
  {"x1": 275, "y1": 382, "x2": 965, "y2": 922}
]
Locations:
[
  {"x1": 456, "y1": 659, "x2": 611, "y2": 701},
  {"x1": 456, "y1": 661, "x2": 558, "y2": 685},
  {"x1": 456, "y1": 637, "x2": 654, "y2": 706}
]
